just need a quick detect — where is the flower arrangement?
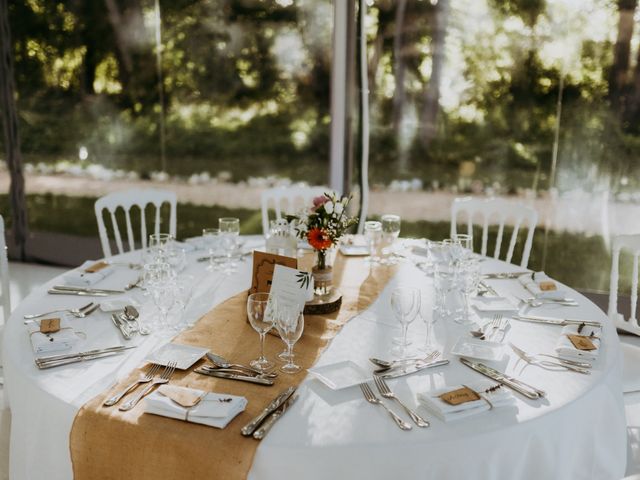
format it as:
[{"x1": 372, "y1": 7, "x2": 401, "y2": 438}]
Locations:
[{"x1": 289, "y1": 192, "x2": 358, "y2": 270}]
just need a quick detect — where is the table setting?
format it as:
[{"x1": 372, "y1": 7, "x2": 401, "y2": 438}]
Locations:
[{"x1": 1, "y1": 198, "x2": 628, "y2": 480}]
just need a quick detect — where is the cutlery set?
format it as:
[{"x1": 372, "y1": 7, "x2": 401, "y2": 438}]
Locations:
[
  {"x1": 48, "y1": 285, "x2": 125, "y2": 296},
  {"x1": 111, "y1": 305, "x2": 149, "y2": 339},
  {"x1": 470, "y1": 314, "x2": 510, "y2": 341},
  {"x1": 195, "y1": 353, "x2": 277, "y2": 386},
  {"x1": 23, "y1": 301, "x2": 99, "y2": 322},
  {"x1": 242, "y1": 386, "x2": 297, "y2": 439},
  {"x1": 35, "y1": 345, "x2": 136, "y2": 369},
  {"x1": 509, "y1": 343, "x2": 591, "y2": 374},
  {"x1": 103, "y1": 362, "x2": 178, "y2": 411}
]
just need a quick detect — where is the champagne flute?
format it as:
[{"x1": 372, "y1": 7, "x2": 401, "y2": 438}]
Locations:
[
  {"x1": 247, "y1": 293, "x2": 276, "y2": 372},
  {"x1": 364, "y1": 221, "x2": 382, "y2": 263},
  {"x1": 275, "y1": 303, "x2": 304, "y2": 374},
  {"x1": 380, "y1": 214, "x2": 401, "y2": 264},
  {"x1": 390, "y1": 287, "x2": 421, "y2": 358}
]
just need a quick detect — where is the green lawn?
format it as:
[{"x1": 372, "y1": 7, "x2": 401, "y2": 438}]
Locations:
[{"x1": 0, "y1": 193, "x2": 626, "y2": 293}]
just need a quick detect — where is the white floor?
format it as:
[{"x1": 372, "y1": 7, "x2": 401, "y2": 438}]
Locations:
[{"x1": 0, "y1": 262, "x2": 639, "y2": 479}]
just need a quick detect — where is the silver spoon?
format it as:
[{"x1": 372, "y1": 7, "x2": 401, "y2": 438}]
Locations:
[
  {"x1": 123, "y1": 305, "x2": 150, "y2": 335},
  {"x1": 369, "y1": 352, "x2": 438, "y2": 369},
  {"x1": 206, "y1": 352, "x2": 277, "y2": 378}
]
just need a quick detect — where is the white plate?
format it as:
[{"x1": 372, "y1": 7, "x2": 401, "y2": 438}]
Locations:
[
  {"x1": 145, "y1": 343, "x2": 209, "y2": 370},
  {"x1": 339, "y1": 245, "x2": 370, "y2": 256},
  {"x1": 473, "y1": 297, "x2": 519, "y2": 313},
  {"x1": 451, "y1": 337, "x2": 504, "y2": 362},
  {"x1": 308, "y1": 361, "x2": 369, "y2": 390}
]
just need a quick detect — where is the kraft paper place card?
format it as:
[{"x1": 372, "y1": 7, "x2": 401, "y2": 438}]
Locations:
[
  {"x1": 250, "y1": 251, "x2": 298, "y2": 295},
  {"x1": 270, "y1": 264, "x2": 313, "y2": 313}
]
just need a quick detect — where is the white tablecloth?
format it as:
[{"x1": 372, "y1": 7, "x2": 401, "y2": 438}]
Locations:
[{"x1": 2, "y1": 242, "x2": 627, "y2": 479}]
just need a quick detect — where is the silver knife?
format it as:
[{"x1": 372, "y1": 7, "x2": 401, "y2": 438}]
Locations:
[
  {"x1": 482, "y1": 271, "x2": 530, "y2": 279},
  {"x1": 49, "y1": 288, "x2": 110, "y2": 297},
  {"x1": 377, "y1": 359, "x2": 449, "y2": 379},
  {"x1": 35, "y1": 345, "x2": 135, "y2": 363},
  {"x1": 460, "y1": 357, "x2": 545, "y2": 399},
  {"x1": 241, "y1": 386, "x2": 296, "y2": 436},
  {"x1": 253, "y1": 394, "x2": 298, "y2": 440},
  {"x1": 514, "y1": 315, "x2": 601, "y2": 328},
  {"x1": 52, "y1": 285, "x2": 125, "y2": 294},
  {"x1": 35, "y1": 349, "x2": 134, "y2": 369},
  {"x1": 194, "y1": 368, "x2": 274, "y2": 386}
]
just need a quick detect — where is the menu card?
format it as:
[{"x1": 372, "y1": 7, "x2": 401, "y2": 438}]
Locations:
[
  {"x1": 270, "y1": 264, "x2": 313, "y2": 313},
  {"x1": 249, "y1": 251, "x2": 298, "y2": 295}
]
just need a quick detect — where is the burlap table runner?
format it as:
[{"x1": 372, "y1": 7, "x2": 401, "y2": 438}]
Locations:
[{"x1": 70, "y1": 255, "x2": 396, "y2": 480}]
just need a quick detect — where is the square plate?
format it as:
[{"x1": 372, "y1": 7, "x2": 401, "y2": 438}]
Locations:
[
  {"x1": 145, "y1": 343, "x2": 209, "y2": 370},
  {"x1": 451, "y1": 337, "x2": 504, "y2": 362},
  {"x1": 308, "y1": 361, "x2": 369, "y2": 390},
  {"x1": 472, "y1": 297, "x2": 519, "y2": 313},
  {"x1": 339, "y1": 245, "x2": 370, "y2": 256}
]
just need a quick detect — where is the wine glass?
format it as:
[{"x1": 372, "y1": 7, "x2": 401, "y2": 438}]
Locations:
[
  {"x1": 149, "y1": 233, "x2": 173, "y2": 260},
  {"x1": 364, "y1": 221, "x2": 382, "y2": 263},
  {"x1": 453, "y1": 233, "x2": 473, "y2": 259},
  {"x1": 390, "y1": 287, "x2": 421, "y2": 358},
  {"x1": 380, "y1": 214, "x2": 401, "y2": 264},
  {"x1": 219, "y1": 217, "x2": 240, "y2": 273},
  {"x1": 148, "y1": 263, "x2": 176, "y2": 331},
  {"x1": 417, "y1": 290, "x2": 437, "y2": 354},
  {"x1": 247, "y1": 292, "x2": 276, "y2": 372},
  {"x1": 275, "y1": 302, "x2": 304, "y2": 374},
  {"x1": 202, "y1": 227, "x2": 221, "y2": 272}
]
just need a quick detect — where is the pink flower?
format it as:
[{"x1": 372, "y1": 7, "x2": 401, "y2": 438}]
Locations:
[{"x1": 312, "y1": 195, "x2": 329, "y2": 207}]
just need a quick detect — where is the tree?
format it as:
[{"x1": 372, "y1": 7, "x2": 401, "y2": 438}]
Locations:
[
  {"x1": 0, "y1": 0, "x2": 28, "y2": 259},
  {"x1": 608, "y1": 0, "x2": 638, "y2": 114}
]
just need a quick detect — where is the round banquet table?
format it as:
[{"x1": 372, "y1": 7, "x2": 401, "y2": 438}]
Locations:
[{"x1": 2, "y1": 238, "x2": 627, "y2": 480}]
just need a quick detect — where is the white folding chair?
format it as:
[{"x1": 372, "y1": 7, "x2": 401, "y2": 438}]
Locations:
[
  {"x1": 450, "y1": 197, "x2": 538, "y2": 268},
  {"x1": 0, "y1": 215, "x2": 10, "y2": 324},
  {"x1": 95, "y1": 189, "x2": 177, "y2": 257},
  {"x1": 260, "y1": 186, "x2": 330, "y2": 236},
  {"x1": 609, "y1": 235, "x2": 640, "y2": 336}
]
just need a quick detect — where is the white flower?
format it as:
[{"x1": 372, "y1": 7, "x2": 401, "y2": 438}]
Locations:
[
  {"x1": 334, "y1": 202, "x2": 344, "y2": 215},
  {"x1": 324, "y1": 201, "x2": 334, "y2": 214}
]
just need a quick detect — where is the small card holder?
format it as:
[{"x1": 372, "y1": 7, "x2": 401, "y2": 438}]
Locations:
[
  {"x1": 40, "y1": 318, "x2": 61, "y2": 334},
  {"x1": 84, "y1": 261, "x2": 109, "y2": 273}
]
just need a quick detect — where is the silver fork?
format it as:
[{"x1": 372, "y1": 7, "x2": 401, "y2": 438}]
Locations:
[
  {"x1": 373, "y1": 376, "x2": 429, "y2": 427},
  {"x1": 103, "y1": 363, "x2": 162, "y2": 407},
  {"x1": 473, "y1": 315, "x2": 501, "y2": 340},
  {"x1": 359, "y1": 382, "x2": 412, "y2": 430},
  {"x1": 23, "y1": 302, "x2": 94, "y2": 320},
  {"x1": 490, "y1": 315, "x2": 509, "y2": 342},
  {"x1": 119, "y1": 362, "x2": 177, "y2": 411}
]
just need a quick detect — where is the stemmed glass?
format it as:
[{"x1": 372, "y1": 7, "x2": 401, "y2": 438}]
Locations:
[
  {"x1": 417, "y1": 290, "x2": 437, "y2": 354},
  {"x1": 364, "y1": 221, "x2": 382, "y2": 263},
  {"x1": 390, "y1": 287, "x2": 421, "y2": 358},
  {"x1": 247, "y1": 292, "x2": 276, "y2": 373},
  {"x1": 219, "y1": 217, "x2": 240, "y2": 273},
  {"x1": 202, "y1": 227, "x2": 221, "y2": 272},
  {"x1": 275, "y1": 302, "x2": 304, "y2": 374},
  {"x1": 147, "y1": 262, "x2": 176, "y2": 331},
  {"x1": 380, "y1": 214, "x2": 401, "y2": 264}
]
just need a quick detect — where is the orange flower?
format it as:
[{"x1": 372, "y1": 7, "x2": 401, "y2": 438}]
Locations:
[{"x1": 308, "y1": 228, "x2": 332, "y2": 250}]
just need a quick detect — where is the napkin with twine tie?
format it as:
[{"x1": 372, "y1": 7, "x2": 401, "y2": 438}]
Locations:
[
  {"x1": 416, "y1": 380, "x2": 516, "y2": 422},
  {"x1": 555, "y1": 324, "x2": 601, "y2": 361},
  {"x1": 64, "y1": 260, "x2": 115, "y2": 286}
]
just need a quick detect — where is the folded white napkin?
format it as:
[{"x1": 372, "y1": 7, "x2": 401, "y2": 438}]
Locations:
[
  {"x1": 145, "y1": 386, "x2": 247, "y2": 429},
  {"x1": 416, "y1": 380, "x2": 516, "y2": 422},
  {"x1": 555, "y1": 324, "x2": 601, "y2": 361},
  {"x1": 27, "y1": 318, "x2": 80, "y2": 355},
  {"x1": 518, "y1": 272, "x2": 567, "y2": 299},
  {"x1": 64, "y1": 260, "x2": 114, "y2": 286}
]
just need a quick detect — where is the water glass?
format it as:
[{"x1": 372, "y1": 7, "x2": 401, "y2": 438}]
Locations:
[
  {"x1": 364, "y1": 221, "x2": 382, "y2": 262},
  {"x1": 453, "y1": 233, "x2": 473, "y2": 259},
  {"x1": 380, "y1": 214, "x2": 401, "y2": 264},
  {"x1": 275, "y1": 302, "x2": 304, "y2": 374},
  {"x1": 390, "y1": 287, "x2": 421, "y2": 358},
  {"x1": 247, "y1": 293, "x2": 276, "y2": 372},
  {"x1": 219, "y1": 217, "x2": 240, "y2": 273},
  {"x1": 202, "y1": 227, "x2": 221, "y2": 272}
]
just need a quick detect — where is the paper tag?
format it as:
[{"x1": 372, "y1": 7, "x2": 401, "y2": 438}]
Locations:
[
  {"x1": 85, "y1": 261, "x2": 109, "y2": 273},
  {"x1": 538, "y1": 280, "x2": 557, "y2": 291},
  {"x1": 439, "y1": 386, "x2": 481, "y2": 406},
  {"x1": 567, "y1": 334, "x2": 597, "y2": 351},
  {"x1": 158, "y1": 385, "x2": 205, "y2": 408},
  {"x1": 40, "y1": 318, "x2": 61, "y2": 333}
]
